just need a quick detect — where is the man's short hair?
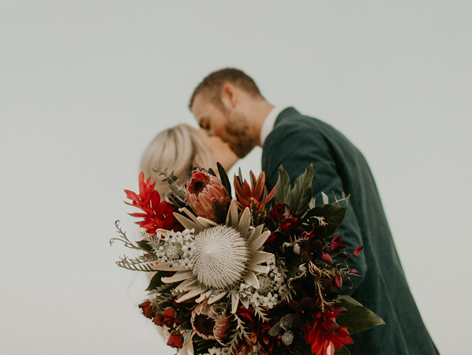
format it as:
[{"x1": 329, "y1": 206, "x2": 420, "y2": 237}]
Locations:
[{"x1": 189, "y1": 68, "x2": 262, "y2": 110}]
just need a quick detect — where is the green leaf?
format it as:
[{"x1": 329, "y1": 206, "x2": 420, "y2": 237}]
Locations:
[
  {"x1": 273, "y1": 165, "x2": 292, "y2": 206},
  {"x1": 208, "y1": 168, "x2": 217, "y2": 177},
  {"x1": 146, "y1": 270, "x2": 167, "y2": 291},
  {"x1": 136, "y1": 240, "x2": 152, "y2": 252},
  {"x1": 217, "y1": 162, "x2": 232, "y2": 199},
  {"x1": 335, "y1": 346, "x2": 351, "y2": 355},
  {"x1": 181, "y1": 330, "x2": 194, "y2": 348},
  {"x1": 336, "y1": 295, "x2": 385, "y2": 334},
  {"x1": 305, "y1": 204, "x2": 348, "y2": 235},
  {"x1": 213, "y1": 200, "x2": 226, "y2": 224},
  {"x1": 290, "y1": 164, "x2": 314, "y2": 217}
]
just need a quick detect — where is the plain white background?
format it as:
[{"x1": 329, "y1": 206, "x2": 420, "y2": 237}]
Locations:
[{"x1": 1, "y1": 1, "x2": 471, "y2": 354}]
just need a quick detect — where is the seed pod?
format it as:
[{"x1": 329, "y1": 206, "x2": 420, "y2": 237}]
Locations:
[
  {"x1": 301, "y1": 251, "x2": 311, "y2": 262},
  {"x1": 311, "y1": 239, "x2": 323, "y2": 253},
  {"x1": 282, "y1": 330, "x2": 294, "y2": 345}
]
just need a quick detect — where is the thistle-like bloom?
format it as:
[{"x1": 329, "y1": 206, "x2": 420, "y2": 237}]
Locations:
[
  {"x1": 303, "y1": 309, "x2": 353, "y2": 355},
  {"x1": 125, "y1": 172, "x2": 176, "y2": 235},
  {"x1": 153, "y1": 200, "x2": 274, "y2": 313},
  {"x1": 186, "y1": 170, "x2": 230, "y2": 221},
  {"x1": 233, "y1": 171, "x2": 276, "y2": 219}
]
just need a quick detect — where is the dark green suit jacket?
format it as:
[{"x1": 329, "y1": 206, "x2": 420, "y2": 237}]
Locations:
[{"x1": 262, "y1": 108, "x2": 439, "y2": 355}]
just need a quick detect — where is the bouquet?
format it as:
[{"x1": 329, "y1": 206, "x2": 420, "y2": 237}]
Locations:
[{"x1": 111, "y1": 164, "x2": 384, "y2": 355}]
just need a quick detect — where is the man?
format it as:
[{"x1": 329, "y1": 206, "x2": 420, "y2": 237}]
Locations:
[{"x1": 189, "y1": 68, "x2": 439, "y2": 354}]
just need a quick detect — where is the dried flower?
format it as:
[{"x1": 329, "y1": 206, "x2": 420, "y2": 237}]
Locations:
[
  {"x1": 138, "y1": 301, "x2": 154, "y2": 319},
  {"x1": 167, "y1": 332, "x2": 184, "y2": 348}
]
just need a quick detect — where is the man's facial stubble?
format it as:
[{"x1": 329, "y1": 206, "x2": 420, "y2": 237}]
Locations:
[{"x1": 223, "y1": 109, "x2": 255, "y2": 159}]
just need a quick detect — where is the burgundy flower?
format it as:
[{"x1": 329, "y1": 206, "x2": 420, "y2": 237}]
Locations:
[
  {"x1": 167, "y1": 332, "x2": 184, "y2": 348},
  {"x1": 152, "y1": 313, "x2": 165, "y2": 327},
  {"x1": 186, "y1": 170, "x2": 230, "y2": 221},
  {"x1": 138, "y1": 301, "x2": 154, "y2": 319},
  {"x1": 268, "y1": 203, "x2": 291, "y2": 222},
  {"x1": 236, "y1": 307, "x2": 256, "y2": 329},
  {"x1": 289, "y1": 297, "x2": 320, "y2": 327},
  {"x1": 280, "y1": 217, "x2": 300, "y2": 234},
  {"x1": 302, "y1": 310, "x2": 353, "y2": 355},
  {"x1": 265, "y1": 231, "x2": 285, "y2": 250},
  {"x1": 162, "y1": 308, "x2": 180, "y2": 328}
]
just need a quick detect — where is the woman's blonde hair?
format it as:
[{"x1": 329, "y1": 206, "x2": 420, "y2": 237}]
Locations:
[{"x1": 140, "y1": 124, "x2": 213, "y2": 198}]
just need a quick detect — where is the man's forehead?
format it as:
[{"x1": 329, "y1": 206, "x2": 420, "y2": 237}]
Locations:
[{"x1": 192, "y1": 94, "x2": 213, "y2": 120}]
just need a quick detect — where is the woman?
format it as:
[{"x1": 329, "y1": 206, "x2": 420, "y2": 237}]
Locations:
[
  {"x1": 140, "y1": 124, "x2": 238, "y2": 355},
  {"x1": 140, "y1": 124, "x2": 238, "y2": 199}
]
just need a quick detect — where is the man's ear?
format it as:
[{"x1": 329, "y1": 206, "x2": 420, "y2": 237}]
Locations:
[{"x1": 221, "y1": 83, "x2": 238, "y2": 108}]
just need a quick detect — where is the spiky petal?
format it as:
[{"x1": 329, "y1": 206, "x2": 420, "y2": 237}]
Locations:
[
  {"x1": 124, "y1": 172, "x2": 176, "y2": 235},
  {"x1": 303, "y1": 310, "x2": 353, "y2": 355},
  {"x1": 233, "y1": 171, "x2": 276, "y2": 221},
  {"x1": 186, "y1": 170, "x2": 230, "y2": 221}
]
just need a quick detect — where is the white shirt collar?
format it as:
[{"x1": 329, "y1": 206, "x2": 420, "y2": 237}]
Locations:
[{"x1": 260, "y1": 105, "x2": 290, "y2": 147}]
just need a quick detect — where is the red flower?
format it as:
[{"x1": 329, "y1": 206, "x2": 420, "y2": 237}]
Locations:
[
  {"x1": 268, "y1": 203, "x2": 291, "y2": 222},
  {"x1": 186, "y1": 170, "x2": 230, "y2": 221},
  {"x1": 151, "y1": 308, "x2": 180, "y2": 328},
  {"x1": 167, "y1": 332, "x2": 184, "y2": 348},
  {"x1": 162, "y1": 308, "x2": 180, "y2": 328},
  {"x1": 233, "y1": 171, "x2": 276, "y2": 218},
  {"x1": 125, "y1": 172, "x2": 176, "y2": 236},
  {"x1": 138, "y1": 301, "x2": 154, "y2": 319},
  {"x1": 280, "y1": 217, "x2": 300, "y2": 234},
  {"x1": 264, "y1": 231, "x2": 286, "y2": 250},
  {"x1": 236, "y1": 307, "x2": 256, "y2": 329},
  {"x1": 303, "y1": 310, "x2": 353, "y2": 355},
  {"x1": 152, "y1": 313, "x2": 165, "y2": 327}
]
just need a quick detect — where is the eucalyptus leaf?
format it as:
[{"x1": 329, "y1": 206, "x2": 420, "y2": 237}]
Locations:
[
  {"x1": 336, "y1": 295, "x2": 385, "y2": 334},
  {"x1": 181, "y1": 330, "x2": 194, "y2": 348},
  {"x1": 146, "y1": 270, "x2": 167, "y2": 291}
]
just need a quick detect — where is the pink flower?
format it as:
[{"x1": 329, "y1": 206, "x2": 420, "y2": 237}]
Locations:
[
  {"x1": 186, "y1": 170, "x2": 230, "y2": 221},
  {"x1": 329, "y1": 235, "x2": 346, "y2": 253}
]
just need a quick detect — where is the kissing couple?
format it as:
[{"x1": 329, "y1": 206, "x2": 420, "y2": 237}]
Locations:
[{"x1": 140, "y1": 68, "x2": 438, "y2": 355}]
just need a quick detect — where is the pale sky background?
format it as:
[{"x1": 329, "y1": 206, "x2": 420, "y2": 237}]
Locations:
[{"x1": 1, "y1": 1, "x2": 471, "y2": 354}]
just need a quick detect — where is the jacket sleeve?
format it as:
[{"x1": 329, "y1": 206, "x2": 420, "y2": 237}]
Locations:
[{"x1": 262, "y1": 122, "x2": 367, "y2": 295}]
